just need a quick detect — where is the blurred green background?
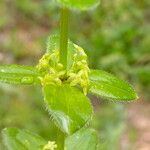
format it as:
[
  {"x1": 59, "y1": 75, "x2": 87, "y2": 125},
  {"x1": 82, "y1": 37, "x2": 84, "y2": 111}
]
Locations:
[{"x1": 0, "y1": 0, "x2": 150, "y2": 149}]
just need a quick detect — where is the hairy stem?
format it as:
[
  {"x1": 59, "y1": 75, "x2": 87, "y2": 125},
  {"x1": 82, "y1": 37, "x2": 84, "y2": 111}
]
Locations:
[{"x1": 59, "y1": 7, "x2": 69, "y2": 69}]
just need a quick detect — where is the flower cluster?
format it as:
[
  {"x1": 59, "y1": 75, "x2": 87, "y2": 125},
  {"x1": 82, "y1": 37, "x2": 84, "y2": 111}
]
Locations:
[
  {"x1": 36, "y1": 41, "x2": 89, "y2": 95},
  {"x1": 43, "y1": 141, "x2": 57, "y2": 150}
]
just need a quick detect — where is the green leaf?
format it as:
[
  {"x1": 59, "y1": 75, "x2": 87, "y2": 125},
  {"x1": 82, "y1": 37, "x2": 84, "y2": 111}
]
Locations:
[
  {"x1": 0, "y1": 65, "x2": 40, "y2": 85},
  {"x1": 2, "y1": 128, "x2": 47, "y2": 150},
  {"x1": 55, "y1": 0, "x2": 100, "y2": 10},
  {"x1": 43, "y1": 84, "x2": 93, "y2": 135},
  {"x1": 65, "y1": 128, "x2": 98, "y2": 150},
  {"x1": 89, "y1": 70, "x2": 138, "y2": 101}
]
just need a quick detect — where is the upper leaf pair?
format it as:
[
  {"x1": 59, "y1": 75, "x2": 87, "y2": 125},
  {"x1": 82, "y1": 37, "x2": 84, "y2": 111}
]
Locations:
[{"x1": 0, "y1": 35, "x2": 138, "y2": 136}]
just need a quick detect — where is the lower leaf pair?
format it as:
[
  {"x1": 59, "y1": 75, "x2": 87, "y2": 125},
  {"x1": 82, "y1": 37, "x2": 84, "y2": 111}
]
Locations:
[{"x1": 2, "y1": 128, "x2": 98, "y2": 150}]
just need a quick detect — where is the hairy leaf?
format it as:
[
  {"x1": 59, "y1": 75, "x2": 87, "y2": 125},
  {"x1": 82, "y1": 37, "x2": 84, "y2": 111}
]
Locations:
[
  {"x1": 43, "y1": 84, "x2": 93, "y2": 134},
  {"x1": 0, "y1": 65, "x2": 40, "y2": 85},
  {"x1": 65, "y1": 128, "x2": 98, "y2": 150},
  {"x1": 89, "y1": 70, "x2": 138, "y2": 101},
  {"x1": 55, "y1": 0, "x2": 100, "y2": 10},
  {"x1": 2, "y1": 128, "x2": 46, "y2": 150}
]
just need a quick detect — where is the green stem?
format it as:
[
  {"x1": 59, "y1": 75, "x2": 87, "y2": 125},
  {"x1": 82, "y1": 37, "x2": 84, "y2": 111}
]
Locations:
[
  {"x1": 59, "y1": 7, "x2": 69, "y2": 69},
  {"x1": 56, "y1": 7, "x2": 69, "y2": 150},
  {"x1": 56, "y1": 129, "x2": 66, "y2": 150}
]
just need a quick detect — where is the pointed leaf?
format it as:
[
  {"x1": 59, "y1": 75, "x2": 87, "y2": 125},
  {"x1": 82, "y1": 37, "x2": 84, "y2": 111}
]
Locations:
[
  {"x1": 65, "y1": 128, "x2": 98, "y2": 150},
  {"x1": 89, "y1": 70, "x2": 138, "y2": 101},
  {"x1": 2, "y1": 128, "x2": 47, "y2": 150},
  {"x1": 55, "y1": 0, "x2": 100, "y2": 10},
  {"x1": 43, "y1": 84, "x2": 93, "y2": 135},
  {"x1": 0, "y1": 65, "x2": 40, "y2": 85}
]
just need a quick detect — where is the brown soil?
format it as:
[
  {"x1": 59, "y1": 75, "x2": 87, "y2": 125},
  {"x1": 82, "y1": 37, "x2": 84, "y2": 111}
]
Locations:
[{"x1": 121, "y1": 100, "x2": 150, "y2": 150}]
